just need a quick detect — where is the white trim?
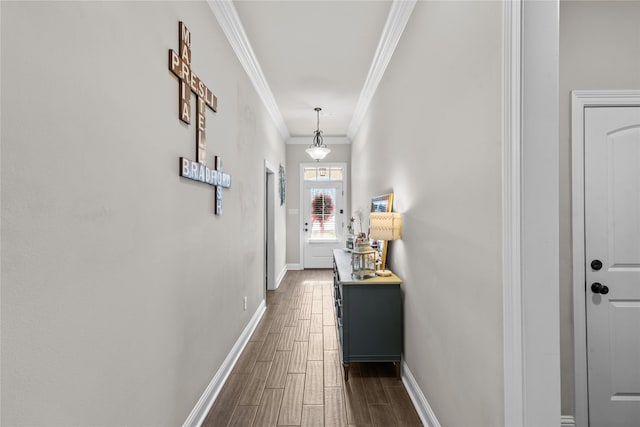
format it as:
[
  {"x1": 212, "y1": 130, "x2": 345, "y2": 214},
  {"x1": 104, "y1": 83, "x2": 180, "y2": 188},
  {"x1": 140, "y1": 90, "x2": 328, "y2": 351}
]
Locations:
[
  {"x1": 504, "y1": 1, "x2": 561, "y2": 425},
  {"x1": 571, "y1": 91, "x2": 588, "y2": 427},
  {"x1": 346, "y1": 0, "x2": 417, "y2": 140},
  {"x1": 275, "y1": 265, "x2": 287, "y2": 290},
  {"x1": 264, "y1": 160, "x2": 276, "y2": 173},
  {"x1": 502, "y1": 1, "x2": 524, "y2": 426},
  {"x1": 561, "y1": 415, "x2": 576, "y2": 427},
  {"x1": 286, "y1": 263, "x2": 303, "y2": 271},
  {"x1": 182, "y1": 299, "x2": 266, "y2": 427},
  {"x1": 570, "y1": 90, "x2": 640, "y2": 427},
  {"x1": 0, "y1": 3, "x2": 3, "y2": 424},
  {"x1": 298, "y1": 162, "x2": 348, "y2": 268},
  {"x1": 286, "y1": 136, "x2": 351, "y2": 145},
  {"x1": 207, "y1": 0, "x2": 290, "y2": 140},
  {"x1": 519, "y1": 1, "x2": 561, "y2": 425},
  {"x1": 401, "y1": 361, "x2": 441, "y2": 427}
]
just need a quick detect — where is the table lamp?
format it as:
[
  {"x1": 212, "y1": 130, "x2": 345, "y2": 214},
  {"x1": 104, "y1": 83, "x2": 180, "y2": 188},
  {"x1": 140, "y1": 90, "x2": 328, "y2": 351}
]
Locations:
[{"x1": 369, "y1": 212, "x2": 403, "y2": 275}]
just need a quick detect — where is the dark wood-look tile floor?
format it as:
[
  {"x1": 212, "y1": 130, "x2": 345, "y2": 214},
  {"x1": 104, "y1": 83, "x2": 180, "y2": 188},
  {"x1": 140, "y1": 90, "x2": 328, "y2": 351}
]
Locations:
[{"x1": 203, "y1": 269, "x2": 423, "y2": 427}]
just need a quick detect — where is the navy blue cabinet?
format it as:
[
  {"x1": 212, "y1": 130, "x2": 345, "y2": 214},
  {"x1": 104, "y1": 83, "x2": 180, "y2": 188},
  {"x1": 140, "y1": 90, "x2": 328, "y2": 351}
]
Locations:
[{"x1": 332, "y1": 249, "x2": 403, "y2": 381}]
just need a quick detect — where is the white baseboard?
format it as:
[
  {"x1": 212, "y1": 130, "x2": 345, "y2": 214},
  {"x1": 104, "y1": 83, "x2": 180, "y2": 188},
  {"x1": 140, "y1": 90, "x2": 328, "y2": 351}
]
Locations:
[
  {"x1": 275, "y1": 265, "x2": 287, "y2": 289},
  {"x1": 401, "y1": 361, "x2": 441, "y2": 427},
  {"x1": 401, "y1": 359, "x2": 573, "y2": 427},
  {"x1": 182, "y1": 299, "x2": 267, "y2": 427},
  {"x1": 286, "y1": 263, "x2": 303, "y2": 270}
]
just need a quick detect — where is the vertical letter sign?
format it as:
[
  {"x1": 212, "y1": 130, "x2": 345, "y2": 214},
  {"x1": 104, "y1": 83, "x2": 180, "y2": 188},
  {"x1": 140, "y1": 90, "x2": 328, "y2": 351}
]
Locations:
[{"x1": 169, "y1": 22, "x2": 231, "y2": 215}]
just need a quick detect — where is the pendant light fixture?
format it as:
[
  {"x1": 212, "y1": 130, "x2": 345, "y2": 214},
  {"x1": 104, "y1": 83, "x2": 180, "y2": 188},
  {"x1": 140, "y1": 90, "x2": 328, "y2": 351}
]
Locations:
[{"x1": 306, "y1": 107, "x2": 331, "y2": 161}]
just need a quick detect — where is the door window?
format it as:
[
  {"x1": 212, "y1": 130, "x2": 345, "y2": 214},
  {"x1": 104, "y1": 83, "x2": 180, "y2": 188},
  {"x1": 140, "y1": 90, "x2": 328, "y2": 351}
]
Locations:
[
  {"x1": 309, "y1": 188, "x2": 337, "y2": 241},
  {"x1": 304, "y1": 167, "x2": 343, "y2": 182}
]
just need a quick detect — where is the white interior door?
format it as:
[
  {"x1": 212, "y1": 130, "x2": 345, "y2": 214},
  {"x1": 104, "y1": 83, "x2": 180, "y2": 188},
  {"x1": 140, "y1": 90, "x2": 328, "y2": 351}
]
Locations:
[
  {"x1": 302, "y1": 181, "x2": 344, "y2": 268},
  {"x1": 585, "y1": 106, "x2": 640, "y2": 427}
]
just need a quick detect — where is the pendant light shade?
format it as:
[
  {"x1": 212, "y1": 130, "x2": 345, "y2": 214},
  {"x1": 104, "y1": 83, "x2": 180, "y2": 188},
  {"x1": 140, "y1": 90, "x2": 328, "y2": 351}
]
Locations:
[{"x1": 306, "y1": 107, "x2": 331, "y2": 161}]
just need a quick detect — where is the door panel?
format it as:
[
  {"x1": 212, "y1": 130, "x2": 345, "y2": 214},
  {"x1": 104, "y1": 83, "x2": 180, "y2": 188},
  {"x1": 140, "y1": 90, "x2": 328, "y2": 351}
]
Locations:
[
  {"x1": 585, "y1": 106, "x2": 640, "y2": 427},
  {"x1": 608, "y1": 127, "x2": 640, "y2": 269},
  {"x1": 609, "y1": 301, "x2": 640, "y2": 400},
  {"x1": 303, "y1": 181, "x2": 344, "y2": 268}
]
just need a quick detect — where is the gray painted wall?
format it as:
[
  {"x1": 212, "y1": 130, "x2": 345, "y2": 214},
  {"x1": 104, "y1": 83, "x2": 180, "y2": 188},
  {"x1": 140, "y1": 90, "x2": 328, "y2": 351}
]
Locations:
[
  {"x1": 1, "y1": 1, "x2": 286, "y2": 425},
  {"x1": 559, "y1": 0, "x2": 640, "y2": 416},
  {"x1": 285, "y1": 143, "x2": 351, "y2": 266},
  {"x1": 350, "y1": 2, "x2": 503, "y2": 426}
]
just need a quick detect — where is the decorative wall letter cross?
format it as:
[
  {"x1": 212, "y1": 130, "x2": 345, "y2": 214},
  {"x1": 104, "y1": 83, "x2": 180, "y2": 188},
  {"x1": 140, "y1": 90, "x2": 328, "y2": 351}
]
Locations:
[{"x1": 169, "y1": 22, "x2": 231, "y2": 215}]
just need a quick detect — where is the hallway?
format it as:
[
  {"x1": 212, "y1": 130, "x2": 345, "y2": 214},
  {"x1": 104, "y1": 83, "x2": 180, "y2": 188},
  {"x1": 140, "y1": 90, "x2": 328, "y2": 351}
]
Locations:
[{"x1": 204, "y1": 269, "x2": 422, "y2": 426}]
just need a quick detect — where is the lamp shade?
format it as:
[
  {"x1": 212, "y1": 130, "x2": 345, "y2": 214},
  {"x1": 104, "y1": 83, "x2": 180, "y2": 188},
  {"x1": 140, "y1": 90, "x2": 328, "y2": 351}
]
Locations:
[
  {"x1": 369, "y1": 212, "x2": 402, "y2": 241},
  {"x1": 305, "y1": 145, "x2": 330, "y2": 161}
]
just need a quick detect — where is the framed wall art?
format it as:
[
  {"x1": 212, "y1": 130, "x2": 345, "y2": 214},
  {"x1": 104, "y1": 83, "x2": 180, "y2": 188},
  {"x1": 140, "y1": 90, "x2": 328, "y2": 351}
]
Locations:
[{"x1": 279, "y1": 164, "x2": 286, "y2": 206}]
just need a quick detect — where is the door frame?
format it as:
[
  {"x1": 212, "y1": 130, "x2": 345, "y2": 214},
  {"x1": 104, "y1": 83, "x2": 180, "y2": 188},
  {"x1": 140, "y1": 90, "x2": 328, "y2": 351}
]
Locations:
[
  {"x1": 299, "y1": 162, "x2": 347, "y2": 269},
  {"x1": 265, "y1": 160, "x2": 276, "y2": 291},
  {"x1": 571, "y1": 90, "x2": 640, "y2": 427},
  {"x1": 503, "y1": 1, "x2": 561, "y2": 425}
]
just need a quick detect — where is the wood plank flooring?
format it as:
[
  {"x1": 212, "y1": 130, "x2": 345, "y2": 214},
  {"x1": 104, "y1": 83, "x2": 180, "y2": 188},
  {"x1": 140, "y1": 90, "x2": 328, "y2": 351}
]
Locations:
[{"x1": 203, "y1": 269, "x2": 422, "y2": 427}]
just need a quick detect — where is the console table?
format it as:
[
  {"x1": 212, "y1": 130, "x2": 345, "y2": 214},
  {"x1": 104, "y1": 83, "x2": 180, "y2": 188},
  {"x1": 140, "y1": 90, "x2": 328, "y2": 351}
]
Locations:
[{"x1": 332, "y1": 249, "x2": 402, "y2": 381}]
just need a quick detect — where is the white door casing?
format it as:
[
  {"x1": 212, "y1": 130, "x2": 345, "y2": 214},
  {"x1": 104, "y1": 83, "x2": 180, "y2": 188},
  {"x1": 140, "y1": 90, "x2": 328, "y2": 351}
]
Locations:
[
  {"x1": 573, "y1": 91, "x2": 640, "y2": 427},
  {"x1": 504, "y1": 2, "x2": 560, "y2": 426},
  {"x1": 265, "y1": 160, "x2": 276, "y2": 291},
  {"x1": 299, "y1": 163, "x2": 347, "y2": 269}
]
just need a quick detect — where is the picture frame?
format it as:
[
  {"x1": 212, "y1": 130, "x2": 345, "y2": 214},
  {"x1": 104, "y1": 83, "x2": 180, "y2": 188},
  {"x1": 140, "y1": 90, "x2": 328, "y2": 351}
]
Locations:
[{"x1": 279, "y1": 164, "x2": 286, "y2": 206}]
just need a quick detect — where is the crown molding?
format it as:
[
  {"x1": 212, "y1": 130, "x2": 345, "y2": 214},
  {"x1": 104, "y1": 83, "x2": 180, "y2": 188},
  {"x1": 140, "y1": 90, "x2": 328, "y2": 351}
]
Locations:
[
  {"x1": 346, "y1": 0, "x2": 417, "y2": 140},
  {"x1": 286, "y1": 136, "x2": 351, "y2": 145},
  {"x1": 207, "y1": 0, "x2": 290, "y2": 140}
]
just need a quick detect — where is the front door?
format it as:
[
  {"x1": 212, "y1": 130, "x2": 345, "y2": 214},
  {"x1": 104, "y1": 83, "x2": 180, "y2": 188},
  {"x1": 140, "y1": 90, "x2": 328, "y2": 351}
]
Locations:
[
  {"x1": 302, "y1": 173, "x2": 345, "y2": 269},
  {"x1": 585, "y1": 106, "x2": 640, "y2": 427}
]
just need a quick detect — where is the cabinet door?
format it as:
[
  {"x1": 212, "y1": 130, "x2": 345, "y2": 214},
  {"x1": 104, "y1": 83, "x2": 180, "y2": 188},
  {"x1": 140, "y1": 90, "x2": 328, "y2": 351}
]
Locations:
[{"x1": 343, "y1": 285, "x2": 401, "y2": 361}]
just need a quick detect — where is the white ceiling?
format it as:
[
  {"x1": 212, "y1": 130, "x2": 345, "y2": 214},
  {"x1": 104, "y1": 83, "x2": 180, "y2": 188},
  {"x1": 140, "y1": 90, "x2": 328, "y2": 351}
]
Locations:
[{"x1": 232, "y1": 0, "x2": 393, "y2": 138}]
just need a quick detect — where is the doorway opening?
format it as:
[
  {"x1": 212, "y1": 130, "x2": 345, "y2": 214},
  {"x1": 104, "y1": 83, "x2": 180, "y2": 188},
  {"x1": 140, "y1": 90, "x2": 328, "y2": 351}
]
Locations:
[
  {"x1": 265, "y1": 161, "x2": 276, "y2": 293},
  {"x1": 300, "y1": 163, "x2": 347, "y2": 269}
]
